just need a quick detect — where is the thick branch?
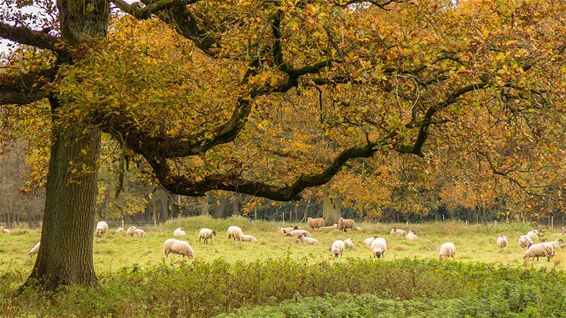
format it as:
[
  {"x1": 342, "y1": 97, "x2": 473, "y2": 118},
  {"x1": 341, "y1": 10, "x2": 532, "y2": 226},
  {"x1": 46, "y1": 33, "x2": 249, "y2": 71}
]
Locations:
[
  {"x1": 112, "y1": 0, "x2": 197, "y2": 20},
  {"x1": 0, "y1": 68, "x2": 56, "y2": 105},
  {"x1": 146, "y1": 132, "x2": 396, "y2": 201},
  {"x1": 102, "y1": 96, "x2": 252, "y2": 158},
  {"x1": 140, "y1": 0, "x2": 219, "y2": 56},
  {"x1": 0, "y1": 23, "x2": 62, "y2": 51},
  {"x1": 103, "y1": 55, "x2": 331, "y2": 158}
]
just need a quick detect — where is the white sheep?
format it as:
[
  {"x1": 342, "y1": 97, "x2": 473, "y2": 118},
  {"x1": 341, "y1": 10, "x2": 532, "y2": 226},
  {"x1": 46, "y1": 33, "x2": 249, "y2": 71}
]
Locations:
[
  {"x1": 438, "y1": 242, "x2": 456, "y2": 259},
  {"x1": 28, "y1": 241, "x2": 40, "y2": 256},
  {"x1": 95, "y1": 221, "x2": 109, "y2": 237},
  {"x1": 278, "y1": 226, "x2": 299, "y2": 234},
  {"x1": 390, "y1": 227, "x2": 407, "y2": 237},
  {"x1": 116, "y1": 227, "x2": 125, "y2": 234},
  {"x1": 371, "y1": 237, "x2": 387, "y2": 258},
  {"x1": 240, "y1": 234, "x2": 257, "y2": 242},
  {"x1": 405, "y1": 230, "x2": 417, "y2": 241},
  {"x1": 363, "y1": 237, "x2": 378, "y2": 248},
  {"x1": 519, "y1": 235, "x2": 533, "y2": 250},
  {"x1": 133, "y1": 229, "x2": 146, "y2": 237},
  {"x1": 198, "y1": 228, "x2": 216, "y2": 244},
  {"x1": 546, "y1": 239, "x2": 564, "y2": 250},
  {"x1": 1, "y1": 226, "x2": 10, "y2": 234},
  {"x1": 318, "y1": 224, "x2": 337, "y2": 231},
  {"x1": 126, "y1": 225, "x2": 137, "y2": 236},
  {"x1": 296, "y1": 234, "x2": 318, "y2": 245},
  {"x1": 127, "y1": 226, "x2": 146, "y2": 237},
  {"x1": 227, "y1": 226, "x2": 244, "y2": 241},
  {"x1": 524, "y1": 243, "x2": 555, "y2": 262},
  {"x1": 496, "y1": 236, "x2": 508, "y2": 249},
  {"x1": 526, "y1": 230, "x2": 539, "y2": 241},
  {"x1": 344, "y1": 238, "x2": 355, "y2": 249},
  {"x1": 163, "y1": 238, "x2": 194, "y2": 258},
  {"x1": 286, "y1": 229, "x2": 312, "y2": 237},
  {"x1": 173, "y1": 228, "x2": 186, "y2": 237},
  {"x1": 331, "y1": 240, "x2": 345, "y2": 257}
]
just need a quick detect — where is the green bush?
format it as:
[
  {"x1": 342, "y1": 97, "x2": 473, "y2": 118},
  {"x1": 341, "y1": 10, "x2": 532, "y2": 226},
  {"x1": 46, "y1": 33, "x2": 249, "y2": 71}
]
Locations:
[{"x1": 1, "y1": 259, "x2": 564, "y2": 317}]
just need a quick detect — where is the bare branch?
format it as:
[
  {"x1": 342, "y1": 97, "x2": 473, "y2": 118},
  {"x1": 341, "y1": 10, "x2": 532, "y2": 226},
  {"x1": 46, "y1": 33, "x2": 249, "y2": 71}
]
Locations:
[{"x1": 397, "y1": 81, "x2": 490, "y2": 155}]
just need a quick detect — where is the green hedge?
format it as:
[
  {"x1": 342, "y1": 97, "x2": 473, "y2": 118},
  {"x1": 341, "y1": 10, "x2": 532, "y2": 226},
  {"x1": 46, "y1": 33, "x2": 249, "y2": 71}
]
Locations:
[{"x1": 1, "y1": 259, "x2": 564, "y2": 317}]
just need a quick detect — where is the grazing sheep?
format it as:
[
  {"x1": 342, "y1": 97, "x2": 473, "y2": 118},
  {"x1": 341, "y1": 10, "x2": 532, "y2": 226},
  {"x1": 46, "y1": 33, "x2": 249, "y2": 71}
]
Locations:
[
  {"x1": 163, "y1": 238, "x2": 194, "y2": 259},
  {"x1": 126, "y1": 226, "x2": 137, "y2": 236},
  {"x1": 337, "y1": 217, "x2": 355, "y2": 232},
  {"x1": 439, "y1": 242, "x2": 456, "y2": 259},
  {"x1": 286, "y1": 229, "x2": 312, "y2": 237},
  {"x1": 524, "y1": 243, "x2": 555, "y2": 262},
  {"x1": 173, "y1": 228, "x2": 186, "y2": 237},
  {"x1": 296, "y1": 234, "x2": 319, "y2": 245},
  {"x1": 526, "y1": 230, "x2": 539, "y2": 241},
  {"x1": 307, "y1": 217, "x2": 325, "y2": 230},
  {"x1": 133, "y1": 229, "x2": 146, "y2": 237},
  {"x1": 198, "y1": 228, "x2": 216, "y2": 244},
  {"x1": 1, "y1": 226, "x2": 10, "y2": 234},
  {"x1": 371, "y1": 237, "x2": 387, "y2": 258},
  {"x1": 227, "y1": 226, "x2": 244, "y2": 241},
  {"x1": 95, "y1": 221, "x2": 109, "y2": 237},
  {"x1": 363, "y1": 236, "x2": 377, "y2": 248},
  {"x1": 278, "y1": 226, "x2": 299, "y2": 234},
  {"x1": 344, "y1": 238, "x2": 355, "y2": 249},
  {"x1": 390, "y1": 227, "x2": 407, "y2": 237},
  {"x1": 318, "y1": 224, "x2": 337, "y2": 231},
  {"x1": 116, "y1": 227, "x2": 125, "y2": 234},
  {"x1": 405, "y1": 230, "x2": 417, "y2": 241},
  {"x1": 240, "y1": 234, "x2": 257, "y2": 242},
  {"x1": 546, "y1": 239, "x2": 564, "y2": 250},
  {"x1": 519, "y1": 235, "x2": 533, "y2": 250},
  {"x1": 127, "y1": 226, "x2": 146, "y2": 237},
  {"x1": 496, "y1": 236, "x2": 508, "y2": 249},
  {"x1": 28, "y1": 242, "x2": 40, "y2": 256},
  {"x1": 331, "y1": 240, "x2": 345, "y2": 257}
]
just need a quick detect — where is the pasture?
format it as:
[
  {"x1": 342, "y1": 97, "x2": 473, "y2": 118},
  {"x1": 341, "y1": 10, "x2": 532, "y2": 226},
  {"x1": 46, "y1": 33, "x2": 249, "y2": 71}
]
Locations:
[
  {"x1": 1, "y1": 216, "x2": 564, "y2": 275},
  {"x1": 1, "y1": 216, "x2": 565, "y2": 317}
]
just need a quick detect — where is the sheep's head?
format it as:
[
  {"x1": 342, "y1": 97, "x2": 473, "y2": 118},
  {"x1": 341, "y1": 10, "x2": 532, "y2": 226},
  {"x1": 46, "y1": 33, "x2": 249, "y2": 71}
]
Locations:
[
  {"x1": 374, "y1": 251, "x2": 383, "y2": 258},
  {"x1": 293, "y1": 226, "x2": 299, "y2": 230},
  {"x1": 212, "y1": 230, "x2": 217, "y2": 236}
]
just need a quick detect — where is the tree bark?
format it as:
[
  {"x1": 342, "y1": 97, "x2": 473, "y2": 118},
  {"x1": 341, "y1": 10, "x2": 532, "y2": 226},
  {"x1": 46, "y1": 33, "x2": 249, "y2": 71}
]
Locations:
[
  {"x1": 322, "y1": 189, "x2": 341, "y2": 225},
  {"x1": 27, "y1": 125, "x2": 101, "y2": 289},
  {"x1": 23, "y1": 0, "x2": 109, "y2": 290}
]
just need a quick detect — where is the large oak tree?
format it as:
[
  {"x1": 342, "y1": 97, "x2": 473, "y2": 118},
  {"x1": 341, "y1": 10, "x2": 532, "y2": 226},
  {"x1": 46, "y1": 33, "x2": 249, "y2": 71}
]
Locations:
[{"x1": 0, "y1": 0, "x2": 563, "y2": 290}]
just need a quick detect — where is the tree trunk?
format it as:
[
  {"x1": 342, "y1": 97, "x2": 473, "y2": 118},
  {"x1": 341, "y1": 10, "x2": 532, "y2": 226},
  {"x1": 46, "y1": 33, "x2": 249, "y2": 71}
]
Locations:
[
  {"x1": 322, "y1": 189, "x2": 341, "y2": 225},
  {"x1": 26, "y1": 126, "x2": 101, "y2": 289},
  {"x1": 23, "y1": 0, "x2": 109, "y2": 290},
  {"x1": 232, "y1": 193, "x2": 240, "y2": 216}
]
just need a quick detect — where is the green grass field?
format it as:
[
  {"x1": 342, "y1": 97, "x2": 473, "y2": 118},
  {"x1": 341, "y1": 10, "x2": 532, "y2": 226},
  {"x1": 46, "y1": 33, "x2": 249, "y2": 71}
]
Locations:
[
  {"x1": 1, "y1": 215, "x2": 563, "y2": 277},
  {"x1": 1, "y1": 216, "x2": 565, "y2": 317}
]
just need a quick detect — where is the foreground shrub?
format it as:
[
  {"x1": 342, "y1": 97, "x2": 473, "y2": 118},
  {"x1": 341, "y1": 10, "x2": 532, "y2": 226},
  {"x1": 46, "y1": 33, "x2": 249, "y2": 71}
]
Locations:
[
  {"x1": 1, "y1": 259, "x2": 564, "y2": 317},
  {"x1": 215, "y1": 290, "x2": 565, "y2": 318}
]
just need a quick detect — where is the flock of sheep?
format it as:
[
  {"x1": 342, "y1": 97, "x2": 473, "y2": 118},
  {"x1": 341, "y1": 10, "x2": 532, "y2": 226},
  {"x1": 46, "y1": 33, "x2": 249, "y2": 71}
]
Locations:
[{"x1": 20, "y1": 218, "x2": 564, "y2": 263}]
